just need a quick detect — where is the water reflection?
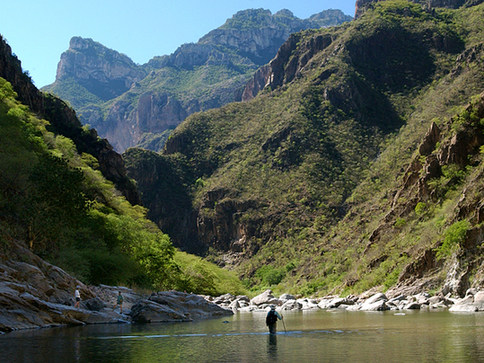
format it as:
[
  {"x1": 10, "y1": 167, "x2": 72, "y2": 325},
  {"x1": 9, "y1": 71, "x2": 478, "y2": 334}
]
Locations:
[{"x1": 267, "y1": 333, "x2": 278, "y2": 360}]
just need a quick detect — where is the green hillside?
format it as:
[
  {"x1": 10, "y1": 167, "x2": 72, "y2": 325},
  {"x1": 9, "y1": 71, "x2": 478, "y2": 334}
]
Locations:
[
  {"x1": 125, "y1": 1, "x2": 484, "y2": 296},
  {"x1": 0, "y1": 64, "x2": 245, "y2": 296}
]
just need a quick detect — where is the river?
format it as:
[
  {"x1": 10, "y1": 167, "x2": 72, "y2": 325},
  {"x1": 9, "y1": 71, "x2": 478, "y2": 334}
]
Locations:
[{"x1": 1, "y1": 310, "x2": 483, "y2": 362}]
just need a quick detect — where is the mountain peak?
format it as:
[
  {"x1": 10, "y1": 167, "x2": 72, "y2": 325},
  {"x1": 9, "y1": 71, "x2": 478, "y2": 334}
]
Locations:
[
  {"x1": 274, "y1": 9, "x2": 295, "y2": 17},
  {"x1": 54, "y1": 36, "x2": 146, "y2": 101},
  {"x1": 69, "y1": 36, "x2": 96, "y2": 50}
]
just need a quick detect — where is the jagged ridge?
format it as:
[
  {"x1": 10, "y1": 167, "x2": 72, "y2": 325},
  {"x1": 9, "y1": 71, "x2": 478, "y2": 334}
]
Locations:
[{"x1": 43, "y1": 9, "x2": 352, "y2": 152}]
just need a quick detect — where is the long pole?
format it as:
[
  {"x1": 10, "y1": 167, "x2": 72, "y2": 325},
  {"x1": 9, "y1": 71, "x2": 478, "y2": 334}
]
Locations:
[{"x1": 281, "y1": 315, "x2": 287, "y2": 333}]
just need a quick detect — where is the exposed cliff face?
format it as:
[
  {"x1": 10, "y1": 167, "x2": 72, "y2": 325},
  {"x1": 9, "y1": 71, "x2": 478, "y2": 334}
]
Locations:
[
  {"x1": 242, "y1": 31, "x2": 335, "y2": 101},
  {"x1": 0, "y1": 35, "x2": 140, "y2": 205},
  {"x1": 56, "y1": 37, "x2": 146, "y2": 101},
  {"x1": 123, "y1": 148, "x2": 201, "y2": 253},
  {"x1": 198, "y1": 9, "x2": 338, "y2": 65},
  {"x1": 44, "y1": 9, "x2": 352, "y2": 152}
]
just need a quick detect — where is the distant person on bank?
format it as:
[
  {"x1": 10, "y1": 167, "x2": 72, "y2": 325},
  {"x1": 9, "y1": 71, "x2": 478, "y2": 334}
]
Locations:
[
  {"x1": 74, "y1": 286, "x2": 81, "y2": 308},
  {"x1": 114, "y1": 291, "x2": 124, "y2": 313},
  {"x1": 266, "y1": 305, "x2": 282, "y2": 334}
]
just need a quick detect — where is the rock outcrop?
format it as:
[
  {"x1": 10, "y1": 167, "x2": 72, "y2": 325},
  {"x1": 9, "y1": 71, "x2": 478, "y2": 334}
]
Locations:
[
  {"x1": 130, "y1": 291, "x2": 232, "y2": 323},
  {"x1": 375, "y1": 93, "x2": 484, "y2": 296},
  {"x1": 55, "y1": 37, "x2": 147, "y2": 102},
  {"x1": 450, "y1": 290, "x2": 484, "y2": 312},
  {"x1": 0, "y1": 239, "x2": 231, "y2": 333},
  {"x1": 0, "y1": 240, "x2": 123, "y2": 333}
]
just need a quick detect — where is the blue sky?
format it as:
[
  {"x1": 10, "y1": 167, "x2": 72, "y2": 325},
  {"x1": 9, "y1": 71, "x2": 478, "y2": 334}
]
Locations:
[{"x1": 1, "y1": 1, "x2": 356, "y2": 87}]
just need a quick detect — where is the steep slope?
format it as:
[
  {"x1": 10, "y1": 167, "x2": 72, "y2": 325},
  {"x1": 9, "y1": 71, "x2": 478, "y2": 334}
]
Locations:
[
  {"x1": 125, "y1": 1, "x2": 484, "y2": 296},
  {"x1": 355, "y1": 0, "x2": 484, "y2": 18},
  {"x1": 0, "y1": 36, "x2": 140, "y2": 205},
  {"x1": 0, "y1": 33, "x2": 246, "y2": 315},
  {"x1": 43, "y1": 9, "x2": 352, "y2": 152}
]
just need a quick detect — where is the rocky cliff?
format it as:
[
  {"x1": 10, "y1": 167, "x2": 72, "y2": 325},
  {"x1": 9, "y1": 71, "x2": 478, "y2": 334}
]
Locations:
[
  {"x1": 55, "y1": 37, "x2": 146, "y2": 103},
  {"x1": 242, "y1": 30, "x2": 335, "y2": 101},
  {"x1": 44, "y1": 8, "x2": 352, "y2": 152}
]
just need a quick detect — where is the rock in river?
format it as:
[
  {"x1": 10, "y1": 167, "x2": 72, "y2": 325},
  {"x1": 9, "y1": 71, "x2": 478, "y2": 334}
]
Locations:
[{"x1": 130, "y1": 291, "x2": 232, "y2": 323}]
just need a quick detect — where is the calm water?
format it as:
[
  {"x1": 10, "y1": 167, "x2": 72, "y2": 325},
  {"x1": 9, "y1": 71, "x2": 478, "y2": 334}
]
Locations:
[{"x1": 1, "y1": 310, "x2": 483, "y2": 362}]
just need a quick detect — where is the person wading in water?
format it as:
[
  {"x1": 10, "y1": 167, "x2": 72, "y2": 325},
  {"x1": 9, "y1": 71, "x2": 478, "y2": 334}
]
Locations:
[{"x1": 266, "y1": 305, "x2": 282, "y2": 334}]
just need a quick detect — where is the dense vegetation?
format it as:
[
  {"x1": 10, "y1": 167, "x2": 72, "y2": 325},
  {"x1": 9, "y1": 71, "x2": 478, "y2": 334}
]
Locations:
[
  {"x1": 0, "y1": 76, "x2": 246, "y2": 296},
  {"x1": 126, "y1": 1, "x2": 484, "y2": 296}
]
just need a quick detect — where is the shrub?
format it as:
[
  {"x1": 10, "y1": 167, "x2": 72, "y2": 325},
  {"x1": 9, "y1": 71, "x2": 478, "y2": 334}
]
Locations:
[
  {"x1": 255, "y1": 265, "x2": 286, "y2": 286},
  {"x1": 435, "y1": 220, "x2": 471, "y2": 260},
  {"x1": 415, "y1": 202, "x2": 428, "y2": 217}
]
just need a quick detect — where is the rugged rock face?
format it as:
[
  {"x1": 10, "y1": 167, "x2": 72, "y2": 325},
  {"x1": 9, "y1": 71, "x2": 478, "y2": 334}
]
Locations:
[
  {"x1": 242, "y1": 32, "x2": 334, "y2": 101},
  {"x1": 44, "y1": 9, "x2": 352, "y2": 152},
  {"x1": 198, "y1": 9, "x2": 337, "y2": 65},
  {"x1": 0, "y1": 240, "x2": 118, "y2": 332},
  {"x1": 367, "y1": 93, "x2": 484, "y2": 296},
  {"x1": 0, "y1": 35, "x2": 140, "y2": 205},
  {"x1": 56, "y1": 37, "x2": 146, "y2": 101},
  {"x1": 0, "y1": 238, "x2": 231, "y2": 333},
  {"x1": 241, "y1": 65, "x2": 272, "y2": 101}
]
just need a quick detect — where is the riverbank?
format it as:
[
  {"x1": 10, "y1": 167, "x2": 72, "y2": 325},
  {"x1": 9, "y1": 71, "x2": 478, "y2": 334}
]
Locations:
[
  {"x1": 0, "y1": 243, "x2": 231, "y2": 334},
  {"x1": 1, "y1": 241, "x2": 482, "y2": 334},
  {"x1": 205, "y1": 288, "x2": 484, "y2": 313}
]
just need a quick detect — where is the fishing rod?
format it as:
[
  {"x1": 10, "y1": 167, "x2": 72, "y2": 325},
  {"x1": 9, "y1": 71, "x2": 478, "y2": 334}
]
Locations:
[{"x1": 281, "y1": 315, "x2": 287, "y2": 333}]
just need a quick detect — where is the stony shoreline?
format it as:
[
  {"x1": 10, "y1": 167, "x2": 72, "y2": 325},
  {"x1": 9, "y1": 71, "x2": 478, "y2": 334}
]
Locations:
[
  {"x1": 0, "y1": 243, "x2": 231, "y2": 334},
  {"x1": 1, "y1": 242, "x2": 482, "y2": 334},
  {"x1": 1, "y1": 283, "x2": 483, "y2": 334},
  {"x1": 205, "y1": 288, "x2": 484, "y2": 313}
]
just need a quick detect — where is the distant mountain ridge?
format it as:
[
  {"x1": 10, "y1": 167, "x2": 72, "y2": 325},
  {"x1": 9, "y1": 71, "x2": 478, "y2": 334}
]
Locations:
[{"x1": 43, "y1": 8, "x2": 352, "y2": 152}]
